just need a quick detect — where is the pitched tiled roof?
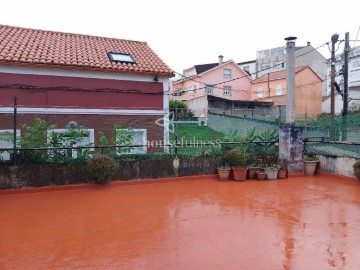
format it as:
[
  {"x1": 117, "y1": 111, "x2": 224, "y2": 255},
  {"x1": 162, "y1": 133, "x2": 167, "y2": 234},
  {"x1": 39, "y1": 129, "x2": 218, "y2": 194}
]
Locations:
[
  {"x1": 252, "y1": 66, "x2": 308, "y2": 83},
  {"x1": 194, "y1": 63, "x2": 219, "y2": 74},
  {"x1": 0, "y1": 24, "x2": 173, "y2": 77}
]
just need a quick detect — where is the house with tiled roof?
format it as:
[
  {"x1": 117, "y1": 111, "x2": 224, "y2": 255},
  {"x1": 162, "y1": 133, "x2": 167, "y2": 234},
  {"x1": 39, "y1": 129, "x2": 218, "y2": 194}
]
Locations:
[
  {"x1": 0, "y1": 24, "x2": 173, "y2": 153},
  {"x1": 251, "y1": 66, "x2": 323, "y2": 118},
  {"x1": 169, "y1": 56, "x2": 252, "y2": 116}
]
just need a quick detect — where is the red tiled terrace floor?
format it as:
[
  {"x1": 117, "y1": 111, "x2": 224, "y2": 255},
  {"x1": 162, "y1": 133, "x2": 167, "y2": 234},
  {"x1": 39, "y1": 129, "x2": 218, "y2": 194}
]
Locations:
[{"x1": 1, "y1": 174, "x2": 360, "y2": 269}]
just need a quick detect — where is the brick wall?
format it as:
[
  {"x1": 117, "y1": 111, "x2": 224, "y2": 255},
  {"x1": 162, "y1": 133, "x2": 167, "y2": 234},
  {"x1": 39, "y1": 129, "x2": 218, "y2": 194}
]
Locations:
[{"x1": 0, "y1": 114, "x2": 164, "y2": 146}]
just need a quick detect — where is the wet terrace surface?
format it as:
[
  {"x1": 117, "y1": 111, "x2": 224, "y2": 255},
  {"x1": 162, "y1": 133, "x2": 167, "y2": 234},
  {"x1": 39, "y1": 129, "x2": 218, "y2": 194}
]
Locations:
[{"x1": 1, "y1": 174, "x2": 360, "y2": 270}]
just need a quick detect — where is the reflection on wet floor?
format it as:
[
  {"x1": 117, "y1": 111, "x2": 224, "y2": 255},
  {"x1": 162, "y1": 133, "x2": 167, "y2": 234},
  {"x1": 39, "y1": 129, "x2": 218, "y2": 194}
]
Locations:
[{"x1": 1, "y1": 175, "x2": 360, "y2": 269}]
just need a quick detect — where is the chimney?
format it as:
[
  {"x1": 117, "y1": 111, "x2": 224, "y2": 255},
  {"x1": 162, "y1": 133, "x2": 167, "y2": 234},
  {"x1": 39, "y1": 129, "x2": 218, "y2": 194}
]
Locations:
[
  {"x1": 218, "y1": 55, "x2": 224, "y2": 65},
  {"x1": 307, "y1": 41, "x2": 311, "y2": 46}
]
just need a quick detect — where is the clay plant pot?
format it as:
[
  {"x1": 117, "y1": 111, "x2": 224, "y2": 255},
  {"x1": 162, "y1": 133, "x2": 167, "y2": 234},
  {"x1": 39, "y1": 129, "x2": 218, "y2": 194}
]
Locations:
[
  {"x1": 217, "y1": 167, "x2": 231, "y2": 180},
  {"x1": 278, "y1": 169, "x2": 288, "y2": 179},
  {"x1": 232, "y1": 166, "x2": 247, "y2": 181},
  {"x1": 247, "y1": 167, "x2": 260, "y2": 179},
  {"x1": 256, "y1": 171, "x2": 266, "y2": 180},
  {"x1": 304, "y1": 160, "x2": 318, "y2": 176},
  {"x1": 264, "y1": 168, "x2": 278, "y2": 180}
]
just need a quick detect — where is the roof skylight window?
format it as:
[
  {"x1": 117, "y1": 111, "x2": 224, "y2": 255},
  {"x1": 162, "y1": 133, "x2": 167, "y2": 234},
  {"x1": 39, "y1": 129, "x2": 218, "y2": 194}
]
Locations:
[{"x1": 108, "y1": 52, "x2": 135, "y2": 63}]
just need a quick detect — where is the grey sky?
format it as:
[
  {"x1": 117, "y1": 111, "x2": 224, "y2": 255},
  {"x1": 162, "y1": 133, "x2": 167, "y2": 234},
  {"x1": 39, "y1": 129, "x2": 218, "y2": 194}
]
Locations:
[{"x1": 0, "y1": 0, "x2": 359, "y2": 75}]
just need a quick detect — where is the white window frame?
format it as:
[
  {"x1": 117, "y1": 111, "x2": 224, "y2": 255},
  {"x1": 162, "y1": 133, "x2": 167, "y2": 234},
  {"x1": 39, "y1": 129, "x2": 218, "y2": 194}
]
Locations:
[
  {"x1": 205, "y1": 85, "x2": 214, "y2": 95},
  {"x1": 116, "y1": 129, "x2": 147, "y2": 155},
  {"x1": 223, "y1": 86, "x2": 232, "y2": 96},
  {"x1": 243, "y1": 66, "x2": 250, "y2": 72},
  {"x1": 0, "y1": 129, "x2": 21, "y2": 161},
  {"x1": 47, "y1": 128, "x2": 94, "y2": 158},
  {"x1": 276, "y1": 84, "x2": 282, "y2": 96},
  {"x1": 273, "y1": 61, "x2": 284, "y2": 71},
  {"x1": 224, "y1": 69, "x2": 232, "y2": 79},
  {"x1": 257, "y1": 87, "x2": 264, "y2": 98}
]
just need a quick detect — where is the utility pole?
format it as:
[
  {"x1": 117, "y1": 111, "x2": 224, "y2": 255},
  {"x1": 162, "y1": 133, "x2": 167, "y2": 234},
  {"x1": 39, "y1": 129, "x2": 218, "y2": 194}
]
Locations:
[
  {"x1": 343, "y1": 32, "x2": 350, "y2": 116},
  {"x1": 342, "y1": 32, "x2": 350, "y2": 141},
  {"x1": 330, "y1": 33, "x2": 339, "y2": 140},
  {"x1": 285, "y1": 36, "x2": 297, "y2": 124}
]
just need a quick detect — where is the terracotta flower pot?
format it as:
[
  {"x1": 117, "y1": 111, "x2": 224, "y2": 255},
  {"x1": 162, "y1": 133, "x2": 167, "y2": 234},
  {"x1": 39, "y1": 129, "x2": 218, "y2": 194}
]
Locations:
[
  {"x1": 304, "y1": 160, "x2": 318, "y2": 176},
  {"x1": 278, "y1": 169, "x2": 288, "y2": 179},
  {"x1": 256, "y1": 172, "x2": 266, "y2": 180},
  {"x1": 232, "y1": 166, "x2": 247, "y2": 181},
  {"x1": 247, "y1": 167, "x2": 260, "y2": 179},
  {"x1": 217, "y1": 168, "x2": 231, "y2": 180}
]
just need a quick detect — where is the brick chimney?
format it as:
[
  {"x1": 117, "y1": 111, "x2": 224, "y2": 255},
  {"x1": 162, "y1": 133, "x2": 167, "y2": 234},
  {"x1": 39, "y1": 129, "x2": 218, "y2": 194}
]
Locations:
[{"x1": 218, "y1": 55, "x2": 224, "y2": 65}]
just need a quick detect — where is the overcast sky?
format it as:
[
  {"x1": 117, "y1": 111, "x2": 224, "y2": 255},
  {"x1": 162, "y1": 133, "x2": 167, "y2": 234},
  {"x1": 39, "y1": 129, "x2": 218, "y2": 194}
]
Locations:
[{"x1": 1, "y1": 0, "x2": 359, "y2": 75}]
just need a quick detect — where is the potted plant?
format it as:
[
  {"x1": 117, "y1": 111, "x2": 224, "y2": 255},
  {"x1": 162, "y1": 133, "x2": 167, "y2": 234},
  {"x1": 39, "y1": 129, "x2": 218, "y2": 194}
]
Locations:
[
  {"x1": 256, "y1": 168, "x2": 266, "y2": 180},
  {"x1": 223, "y1": 146, "x2": 248, "y2": 181},
  {"x1": 264, "y1": 165, "x2": 279, "y2": 180},
  {"x1": 247, "y1": 163, "x2": 261, "y2": 179},
  {"x1": 303, "y1": 153, "x2": 318, "y2": 176},
  {"x1": 277, "y1": 155, "x2": 288, "y2": 179},
  {"x1": 217, "y1": 164, "x2": 231, "y2": 180}
]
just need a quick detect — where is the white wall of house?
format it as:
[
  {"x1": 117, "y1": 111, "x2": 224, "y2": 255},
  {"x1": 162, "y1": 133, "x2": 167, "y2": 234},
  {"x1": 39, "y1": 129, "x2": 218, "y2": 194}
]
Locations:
[
  {"x1": 237, "y1": 61, "x2": 257, "y2": 79},
  {"x1": 185, "y1": 96, "x2": 208, "y2": 117}
]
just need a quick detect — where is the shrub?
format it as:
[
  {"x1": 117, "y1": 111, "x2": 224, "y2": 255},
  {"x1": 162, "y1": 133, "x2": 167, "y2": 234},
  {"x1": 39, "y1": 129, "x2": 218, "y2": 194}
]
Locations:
[
  {"x1": 353, "y1": 160, "x2": 360, "y2": 180},
  {"x1": 223, "y1": 148, "x2": 248, "y2": 167},
  {"x1": 86, "y1": 155, "x2": 119, "y2": 184}
]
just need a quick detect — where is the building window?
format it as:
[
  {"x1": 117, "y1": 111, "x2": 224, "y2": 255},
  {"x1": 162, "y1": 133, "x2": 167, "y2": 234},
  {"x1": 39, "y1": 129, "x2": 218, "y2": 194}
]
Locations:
[
  {"x1": 116, "y1": 129, "x2": 147, "y2": 154},
  {"x1": 188, "y1": 85, "x2": 196, "y2": 95},
  {"x1": 257, "y1": 87, "x2": 264, "y2": 97},
  {"x1": 223, "y1": 86, "x2": 232, "y2": 96},
  {"x1": 0, "y1": 129, "x2": 20, "y2": 161},
  {"x1": 205, "y1": 85, "x2": 214, "y2": 95},
  {"x1": 350, "y1": 70, "x2": 360, "y2": 82},
  {"x1": 261, "y1": 63, "x2": 271, "y2": 71},
  {"x1": 273, "y1": 61, "x2": 284, "y2": 71},
  {"x1": 108, "y1": 52, "x2": 135, "y2": 63},
  {"x1": 352, "y1": 60, "x2": 360, "y2": 69},
  {"x1": 47, "y1": 128, "x2": 95, "y2": 158},
  {"x1": 243, "y1": 66, "x2": 250, "y2": 72},
  {"x1": 276, "y1": 84, "x2": 282, "y2": 95},
  {"x1": 224, "y1": 69, "x2": 232, "y2": 79}
]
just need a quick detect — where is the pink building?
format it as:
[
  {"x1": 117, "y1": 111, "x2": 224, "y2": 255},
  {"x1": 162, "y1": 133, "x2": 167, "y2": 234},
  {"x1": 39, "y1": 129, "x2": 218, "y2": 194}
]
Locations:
[{"x1": 170, "y1": 56, "x2": 252, "y2": 116}]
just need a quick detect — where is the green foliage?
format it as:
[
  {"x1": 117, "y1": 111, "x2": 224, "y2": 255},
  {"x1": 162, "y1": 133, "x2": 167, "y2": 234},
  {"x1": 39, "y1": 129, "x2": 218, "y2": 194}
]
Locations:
[
  {"x1": 223, "y1": 144, "x2": 248, "y2": 167},
  {"x1": 86, "y1": 155, "x2": 119, "y2": 184},
  {"x1": 48, "y1": 123, "x2": 94, "y2": 163},
  {"x1": 169, "y1": 100, "x2": 186, "y2": 110},
  {"x1": 353, "y1": 160, "x2": 360, "y2": 180},
  {"x1": 98, "y1": 124, "x2": 134, "y2": 157}
]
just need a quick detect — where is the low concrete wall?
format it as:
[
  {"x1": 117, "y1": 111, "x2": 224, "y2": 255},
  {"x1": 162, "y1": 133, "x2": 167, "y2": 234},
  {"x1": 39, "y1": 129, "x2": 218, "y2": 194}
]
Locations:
[
  {"x1": 0, "y1": 156, "x2": 222, "y2": 189},
  {"x1": 316, "y1": 154, "x2": 357, "y2": 177}
]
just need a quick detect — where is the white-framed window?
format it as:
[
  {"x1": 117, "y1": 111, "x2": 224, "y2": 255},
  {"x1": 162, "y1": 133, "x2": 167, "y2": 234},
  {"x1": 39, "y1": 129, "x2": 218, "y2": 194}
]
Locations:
[
  {"x1": 257, "y1": 87, "x2": 264, "y2": 98},
  {"x1": 243, "y1": 66, "x2": 249, "y2": 72},
  {"x1": 116, "y1": 129, "x2": 147, "y2": 154},
  {"x1": 223, "y1": 86, "x2": 232, "y2": 96},
  {"x1": 352, "y1": 60, "x2": 360, "y2": 69},
  {"x1": 261, "y1": 63, "x2": 271, "y2": 71},
  {"x1": 276, "y1": 84, "x2": 283, "y2": 96},
  {"x1": 273, "y1": 61, "x2": 284, "y2": 71},
  {"x1": 350, "y1": 70, "x2": 360, "y2": 82},
  {"x1": 224, "y1": 69, "x2": 232, "y2": 79},
  {"x1": 47, "y1": 128, "x2": 94, "y2": 158},
  {"x1": 187, "y1": 85, "x2": 196, "y2": 95},
  {"x1": 205, "y1": 85, "x2": 214, "y2": 95},
  {"x1": 0, "y1": 129, "x2": 20, "y2": 161}
]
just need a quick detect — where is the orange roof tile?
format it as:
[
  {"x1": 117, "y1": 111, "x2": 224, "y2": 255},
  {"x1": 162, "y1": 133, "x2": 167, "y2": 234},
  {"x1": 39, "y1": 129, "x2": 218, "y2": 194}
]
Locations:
[
  {"x1": 252, "y1": 66, "x2": 308, "y2": 83},
  {"x1": 0, "y1": 25, "x2": 173, "y2": 77}
]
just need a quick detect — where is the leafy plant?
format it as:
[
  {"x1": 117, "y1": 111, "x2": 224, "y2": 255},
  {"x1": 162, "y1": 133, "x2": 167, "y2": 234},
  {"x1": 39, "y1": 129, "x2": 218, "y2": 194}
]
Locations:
[
  {"x1": 353, "y1": 160, "x2": 360, "y2": 180},
  {"x1": 223, "y1": 146, "x2": 248, "y2": 167},
  {"x1": 86, "y1": 155, "x2": 119, "y2": 184},
  {"x1": 98, "y1": 124, "x2": 134, "y2": 157}
]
